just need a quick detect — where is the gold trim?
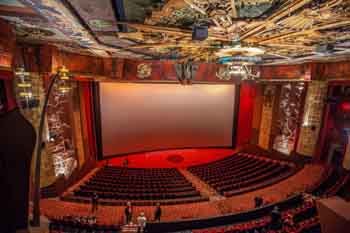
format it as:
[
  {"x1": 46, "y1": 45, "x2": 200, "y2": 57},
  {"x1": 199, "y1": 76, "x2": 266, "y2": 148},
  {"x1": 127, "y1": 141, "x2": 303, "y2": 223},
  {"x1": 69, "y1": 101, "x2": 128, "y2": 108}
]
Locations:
[{"x1": 0, "y1": 66, "x2": 12, "y2": 72}]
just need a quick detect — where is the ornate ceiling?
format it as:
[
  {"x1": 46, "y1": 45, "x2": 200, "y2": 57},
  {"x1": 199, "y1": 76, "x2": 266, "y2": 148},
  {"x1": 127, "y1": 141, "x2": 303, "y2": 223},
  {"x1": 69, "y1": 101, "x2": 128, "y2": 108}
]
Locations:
[{"x1": 0, "y1": 0, "x2": 349, "y2": 64}]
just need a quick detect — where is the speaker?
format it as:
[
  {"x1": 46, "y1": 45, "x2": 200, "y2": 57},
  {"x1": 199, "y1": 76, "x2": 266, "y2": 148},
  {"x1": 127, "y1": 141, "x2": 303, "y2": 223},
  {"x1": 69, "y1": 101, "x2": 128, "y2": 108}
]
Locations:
[
  {"x1": 315, "y1": 44, "x2": 334, "y2": 54},
  {"x1": 192, "y1": 25, "x2": 208, "y2": 41}
]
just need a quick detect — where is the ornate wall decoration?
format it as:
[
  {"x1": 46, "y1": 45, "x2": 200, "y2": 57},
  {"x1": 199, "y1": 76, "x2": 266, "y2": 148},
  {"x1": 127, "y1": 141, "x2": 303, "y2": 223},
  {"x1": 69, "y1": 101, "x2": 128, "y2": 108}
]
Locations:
[
  {"x1": 297, "y1": 81, "x2": 327, "y2": 156},
  {"x1": 46, "y1": 80, "x2": 77, "y2": 178},
  {"x1": 258, "y1": 85, "x2": 276, "y2": 150},
  {"x1": 137, "y1": 63, "x2": 152, "y2": 79},
  {"x1": 216, "y1": 66, "x2": 231, "y2": 81},
  {"x1": 273, "y1": 83, "x2": 305, "y2": 155},
  {"x1": 13, "y1": 71, "x2": 58, "y2": 186},
  {"x1": 155, "y1": 6, "x2": 207, "y2": 28}
]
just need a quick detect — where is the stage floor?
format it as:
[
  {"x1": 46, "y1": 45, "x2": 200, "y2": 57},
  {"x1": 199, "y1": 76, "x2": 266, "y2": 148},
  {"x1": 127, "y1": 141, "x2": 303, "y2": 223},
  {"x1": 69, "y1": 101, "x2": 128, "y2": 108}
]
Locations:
[{"x1": 100, "y1": 148, "x2": 237, "y2": 168}]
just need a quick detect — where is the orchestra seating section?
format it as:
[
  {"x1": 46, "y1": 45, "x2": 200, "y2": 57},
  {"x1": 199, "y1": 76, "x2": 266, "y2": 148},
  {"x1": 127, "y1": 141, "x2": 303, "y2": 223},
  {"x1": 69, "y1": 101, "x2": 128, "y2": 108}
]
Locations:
[
  {"x1": 188, "y1": 153, "x2": 296, "y2": 197},
  {"x1": 64, "y1": 152, "x2": 298, "y2": 205},
  {"x1": 70, "y1": 167, "x2": 207, "y2": 205}
]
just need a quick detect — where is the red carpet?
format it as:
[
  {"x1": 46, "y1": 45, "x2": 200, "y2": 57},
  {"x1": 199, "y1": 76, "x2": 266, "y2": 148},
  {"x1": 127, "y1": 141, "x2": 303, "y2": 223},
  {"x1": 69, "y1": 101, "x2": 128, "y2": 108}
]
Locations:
[{"x1": 100, "y1": 148, "x2": 237, "y2": 168}]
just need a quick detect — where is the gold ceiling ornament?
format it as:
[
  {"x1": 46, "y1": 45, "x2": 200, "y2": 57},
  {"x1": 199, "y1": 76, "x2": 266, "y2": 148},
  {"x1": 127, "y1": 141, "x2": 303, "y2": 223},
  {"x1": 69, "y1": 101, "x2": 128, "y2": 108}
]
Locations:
[
  {"x1": 215, "y1": 46, "x2": 265, "y2": 57},
  {"x1": 137, "y1": 63, "x2": 152, "y2": 79}
]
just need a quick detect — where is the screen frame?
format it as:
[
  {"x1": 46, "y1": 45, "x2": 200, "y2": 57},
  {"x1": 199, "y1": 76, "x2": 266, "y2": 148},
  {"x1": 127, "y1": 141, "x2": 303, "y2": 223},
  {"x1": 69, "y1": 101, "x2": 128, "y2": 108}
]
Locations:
[{"x1": 92, "y1": 82, "x2": 240, "y2": 160}]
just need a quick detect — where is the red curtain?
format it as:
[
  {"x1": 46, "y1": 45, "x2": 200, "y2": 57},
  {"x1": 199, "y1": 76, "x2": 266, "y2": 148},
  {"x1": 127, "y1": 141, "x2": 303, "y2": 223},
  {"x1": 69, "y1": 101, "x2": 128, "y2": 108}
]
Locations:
[
  {"x1": 0, "y1": 70, "x2": 17, "y2": 111},
  {"x1": 80, "y1": 81, "x2": 97, "y2": 160},
  {"x1": 236, "y1": 83, "x2": 257, "y2": 147}
]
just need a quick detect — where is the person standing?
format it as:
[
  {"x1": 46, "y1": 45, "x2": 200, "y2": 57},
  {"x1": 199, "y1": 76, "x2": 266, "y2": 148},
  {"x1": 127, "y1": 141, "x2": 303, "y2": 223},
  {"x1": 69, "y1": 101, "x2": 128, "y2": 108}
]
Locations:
[
  {"x1": 254, "y1": 196, "x2": 264, "y2": 208},
  {"x1": 123, "y1": 158, "x2": 129, "y2": 168},
  {"x1": 154, "y1": 203, "x2": 162, "y2": 222},
  {"x1": 137, "y1": 212, "x2": 147, "y2": 233},
  {"x1": 91, "y1": 192, "x2": 99, "y2": 214},
  {"x1": 270, "y1": 206, "x2": 282, "y2": 230},
  {"x1": 125, "y1": 202, "x2": 133, "y2": 224}
]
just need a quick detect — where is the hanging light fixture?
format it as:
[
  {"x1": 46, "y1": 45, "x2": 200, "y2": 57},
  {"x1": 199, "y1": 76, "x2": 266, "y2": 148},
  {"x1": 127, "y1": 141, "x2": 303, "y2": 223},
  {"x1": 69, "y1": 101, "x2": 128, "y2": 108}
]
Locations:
[
  {"x1": 56, "y1": 66, "x2": 72, "y2": 94},
  {"x1": 15, "y1": 67, "x2": 35, "y2": 108}
]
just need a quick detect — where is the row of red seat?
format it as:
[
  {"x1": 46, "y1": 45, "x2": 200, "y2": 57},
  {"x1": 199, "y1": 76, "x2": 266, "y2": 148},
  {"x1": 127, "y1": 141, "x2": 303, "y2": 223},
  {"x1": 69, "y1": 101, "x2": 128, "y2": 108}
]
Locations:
[
  {"x1": 192, "y1": 200, "x2": 320, "y2": 233},
  {"x1": 80, "y1": 183, "x2": 194, "y2": 193},
  {"x1": 72, "y1": 166, "x2": 203, "y2": 201},
  {"x1": 188, "y1": 153, "x2": 294, "y2": 196},
  {"x1": 88, "y1": 178, "x2": 191, "y2": 187}
]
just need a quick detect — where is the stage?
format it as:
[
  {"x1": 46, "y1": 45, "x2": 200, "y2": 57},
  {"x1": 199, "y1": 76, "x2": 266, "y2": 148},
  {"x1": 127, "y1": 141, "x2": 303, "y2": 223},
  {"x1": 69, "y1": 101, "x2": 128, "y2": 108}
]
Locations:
[{"x1": 99, "y1": 148, "x2": 237, "y2": 168}]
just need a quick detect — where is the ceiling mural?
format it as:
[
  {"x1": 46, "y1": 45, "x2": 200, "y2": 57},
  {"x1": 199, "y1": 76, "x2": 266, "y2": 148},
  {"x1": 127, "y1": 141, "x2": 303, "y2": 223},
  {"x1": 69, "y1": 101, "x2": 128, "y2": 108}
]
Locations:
[
  {"x1": 0, "y1": 0, "x2": 349, "y2": 64},
  {"x1": 0, "y1": 0, "x2": 26, "y2": 7}
]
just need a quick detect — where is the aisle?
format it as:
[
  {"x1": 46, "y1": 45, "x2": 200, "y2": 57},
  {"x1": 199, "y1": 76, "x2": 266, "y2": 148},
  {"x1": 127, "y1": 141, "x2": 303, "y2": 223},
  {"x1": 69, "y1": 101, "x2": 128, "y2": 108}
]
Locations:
[{"x1": 178, "y1": 168, "x2": 225, "y2": 201}]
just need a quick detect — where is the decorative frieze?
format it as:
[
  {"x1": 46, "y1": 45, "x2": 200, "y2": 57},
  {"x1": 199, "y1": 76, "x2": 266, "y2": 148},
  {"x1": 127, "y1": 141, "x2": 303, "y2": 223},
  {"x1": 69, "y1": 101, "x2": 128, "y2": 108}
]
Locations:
[{"x1": 273, "y1": 83, "x2": 305, "y2": 155}]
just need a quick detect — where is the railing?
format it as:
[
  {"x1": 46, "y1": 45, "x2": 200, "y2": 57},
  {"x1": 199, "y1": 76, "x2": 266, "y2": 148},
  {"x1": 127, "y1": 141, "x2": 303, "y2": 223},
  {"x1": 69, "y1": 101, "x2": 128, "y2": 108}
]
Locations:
[{"x1": 146, "y1": 194, "x2": 303, "y2": 233}]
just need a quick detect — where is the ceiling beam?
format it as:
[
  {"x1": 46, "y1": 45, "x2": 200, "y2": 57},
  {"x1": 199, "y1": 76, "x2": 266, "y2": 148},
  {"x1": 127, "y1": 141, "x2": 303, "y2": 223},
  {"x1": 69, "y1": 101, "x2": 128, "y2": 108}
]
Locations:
[{"x1": 0, "y1": 5, "x2": 38, "y2": 17}]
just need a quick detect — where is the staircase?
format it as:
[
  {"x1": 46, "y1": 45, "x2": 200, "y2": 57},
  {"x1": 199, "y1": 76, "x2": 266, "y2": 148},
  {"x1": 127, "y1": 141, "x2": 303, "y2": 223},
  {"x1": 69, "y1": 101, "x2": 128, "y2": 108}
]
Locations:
[
  {"x1": 120, "y1": 223, "x2": 139, "y2": 233},
  {"x1": 178, "y1": 169, "x2": 225, "y2": 201}
]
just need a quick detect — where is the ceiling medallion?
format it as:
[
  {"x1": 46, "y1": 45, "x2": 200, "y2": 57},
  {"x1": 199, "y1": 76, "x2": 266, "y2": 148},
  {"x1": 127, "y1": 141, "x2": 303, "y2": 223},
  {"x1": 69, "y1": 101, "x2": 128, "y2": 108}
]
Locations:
[{"x1": 137, "y1": 63, "x2": 152, "y2": 79}]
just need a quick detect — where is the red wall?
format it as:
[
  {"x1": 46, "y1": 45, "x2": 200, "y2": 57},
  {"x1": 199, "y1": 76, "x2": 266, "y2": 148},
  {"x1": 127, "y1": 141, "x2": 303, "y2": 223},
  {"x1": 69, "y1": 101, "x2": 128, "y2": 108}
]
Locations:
[{"x1": 236, "y1": 83, "x2": 257, "y2": 147}]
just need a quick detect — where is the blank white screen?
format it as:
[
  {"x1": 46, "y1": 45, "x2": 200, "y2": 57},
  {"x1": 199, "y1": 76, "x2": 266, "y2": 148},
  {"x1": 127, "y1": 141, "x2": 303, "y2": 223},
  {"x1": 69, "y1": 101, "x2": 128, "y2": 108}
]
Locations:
[{"x1": 99, "y1": 83, "x2": 235, "y2": 156}]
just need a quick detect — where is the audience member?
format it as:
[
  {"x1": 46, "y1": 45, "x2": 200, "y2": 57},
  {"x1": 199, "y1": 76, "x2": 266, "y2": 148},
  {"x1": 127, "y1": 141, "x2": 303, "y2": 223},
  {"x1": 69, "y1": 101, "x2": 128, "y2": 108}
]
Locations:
[
  {"x1": 91, "y1": 192, "x2": 99, "y2": 214},
  {"x1": 154, "y1": 202, "x2": 162, "y2": 222},
  {"x1": 125, "y1": 201, "x2": 133, "y2": 224},
  {"x1": 123, "y1": 158, "x2": 129, "y2": 168},
  {"x1": 254, "y1": 196, "x2": 264, "y2": 208},
  {"x1": 270, "y1": 206, "x2": 282, "y2": 230},
  {"x1": 137, "y1": 212, "x2": 147, "y2": 233}
]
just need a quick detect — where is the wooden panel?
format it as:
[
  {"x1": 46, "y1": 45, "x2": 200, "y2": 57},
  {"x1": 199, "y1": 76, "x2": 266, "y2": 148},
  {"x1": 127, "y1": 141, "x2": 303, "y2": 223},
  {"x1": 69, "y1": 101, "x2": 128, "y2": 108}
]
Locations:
[
  {"x1": 316, "y1": 61, "x2": 350, "y2": 80},
  {"x1": 0, "y1": 19, "x2": 15, "y2": 68},
  {"x1": 297, "y1": 81, "x2": 327, "y2": 156},
  {"x1": 258, "y1": 85, "x2": 276, "y2": 150},
  {"x1": 52, "y1": 49, "x2": 111, "y2": 77},
  {"x1": 260, "y1": 64, "x2": 307, "y2": 80}
]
